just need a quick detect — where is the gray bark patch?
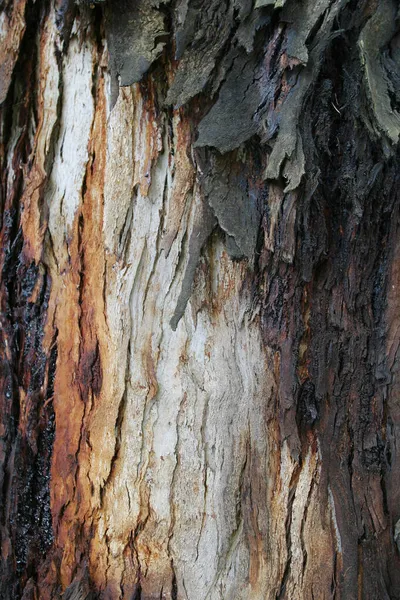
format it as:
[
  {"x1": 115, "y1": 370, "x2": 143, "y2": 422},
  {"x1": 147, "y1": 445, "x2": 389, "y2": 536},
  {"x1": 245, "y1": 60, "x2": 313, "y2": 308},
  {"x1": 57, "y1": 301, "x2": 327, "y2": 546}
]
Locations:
[{"x1": 105, "y1": 0, "x2": 169, "y2": 87}]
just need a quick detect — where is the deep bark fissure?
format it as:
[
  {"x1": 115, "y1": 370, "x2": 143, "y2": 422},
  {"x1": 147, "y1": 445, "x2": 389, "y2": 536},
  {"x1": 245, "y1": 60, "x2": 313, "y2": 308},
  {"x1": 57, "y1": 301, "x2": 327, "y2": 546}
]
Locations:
[{"x1": 1, "y1": 0, "x2": 400, "y2": 598}]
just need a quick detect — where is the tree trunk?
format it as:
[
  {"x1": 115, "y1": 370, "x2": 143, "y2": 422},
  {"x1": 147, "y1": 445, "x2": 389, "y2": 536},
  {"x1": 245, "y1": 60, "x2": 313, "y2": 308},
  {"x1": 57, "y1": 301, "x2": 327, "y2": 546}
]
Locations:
[{"x1": 1, "y1": 0, "x2": 400, "y2": 598}]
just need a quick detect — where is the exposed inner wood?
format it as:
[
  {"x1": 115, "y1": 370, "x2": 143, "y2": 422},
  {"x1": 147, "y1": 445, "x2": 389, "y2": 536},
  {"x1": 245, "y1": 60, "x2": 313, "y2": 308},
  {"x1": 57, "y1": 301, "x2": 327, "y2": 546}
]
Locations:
[{"x1": 0, "y1": 1, "x2": 399, "y2": 599}]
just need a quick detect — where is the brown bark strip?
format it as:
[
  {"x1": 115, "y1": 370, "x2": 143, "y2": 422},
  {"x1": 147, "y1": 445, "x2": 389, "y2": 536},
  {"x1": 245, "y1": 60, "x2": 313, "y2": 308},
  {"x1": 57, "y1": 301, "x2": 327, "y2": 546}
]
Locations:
[
  {"x1": 0, "y1": 0, "x2": 27, "y2": 105},
  {"x1": 0, "y1": 1, "x2": 400, "y2": 599}
]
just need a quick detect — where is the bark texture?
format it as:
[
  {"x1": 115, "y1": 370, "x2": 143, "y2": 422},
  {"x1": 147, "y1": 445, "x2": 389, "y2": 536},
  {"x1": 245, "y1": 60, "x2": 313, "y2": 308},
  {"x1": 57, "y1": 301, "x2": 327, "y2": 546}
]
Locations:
[{"x1": 0, "y1": 0, "x2": 400, "y2": 598}]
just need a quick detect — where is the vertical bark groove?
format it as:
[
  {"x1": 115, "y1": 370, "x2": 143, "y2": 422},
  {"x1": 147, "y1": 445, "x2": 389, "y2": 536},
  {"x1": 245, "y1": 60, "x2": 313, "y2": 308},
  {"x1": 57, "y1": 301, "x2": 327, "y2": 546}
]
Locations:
[{"x1": 0, "y1": 0, "x2": 400, "y2": 598}]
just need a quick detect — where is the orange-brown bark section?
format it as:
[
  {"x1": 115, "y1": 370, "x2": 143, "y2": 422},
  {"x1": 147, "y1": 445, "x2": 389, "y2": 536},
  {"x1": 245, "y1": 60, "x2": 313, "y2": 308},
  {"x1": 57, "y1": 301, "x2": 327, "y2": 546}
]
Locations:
[{"x1": 1, "y1": 2, "x2": 400, "y2": 600}]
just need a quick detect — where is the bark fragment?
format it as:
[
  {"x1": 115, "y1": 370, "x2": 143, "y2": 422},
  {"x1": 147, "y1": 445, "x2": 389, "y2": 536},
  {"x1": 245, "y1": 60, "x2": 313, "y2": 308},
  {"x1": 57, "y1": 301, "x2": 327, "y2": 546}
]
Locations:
[
  {"x1": 1, "y1": 1, "x2": 400, "y2": 599},
  {"x1": 0, "y1": 0, "x2": 27, "y2": 104}
]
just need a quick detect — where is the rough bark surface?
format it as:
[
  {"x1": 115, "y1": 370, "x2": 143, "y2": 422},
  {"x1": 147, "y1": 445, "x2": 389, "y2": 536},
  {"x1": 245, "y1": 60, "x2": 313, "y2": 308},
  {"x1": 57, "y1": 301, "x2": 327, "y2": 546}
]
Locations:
[{"x1": 0, "y1": 0, "x2": 400, "y2": 599}]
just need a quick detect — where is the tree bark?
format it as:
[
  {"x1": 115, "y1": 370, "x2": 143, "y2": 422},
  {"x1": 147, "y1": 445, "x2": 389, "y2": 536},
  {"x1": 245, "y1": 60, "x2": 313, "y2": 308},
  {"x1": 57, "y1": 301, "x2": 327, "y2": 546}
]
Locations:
[{"x1": 0, "y1": 0, "x2": 400, "y2": 598}]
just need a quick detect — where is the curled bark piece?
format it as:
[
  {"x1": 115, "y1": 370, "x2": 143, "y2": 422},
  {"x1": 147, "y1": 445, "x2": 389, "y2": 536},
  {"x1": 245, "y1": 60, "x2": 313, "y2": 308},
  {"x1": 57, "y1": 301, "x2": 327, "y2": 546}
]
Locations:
[
  {"x1": 105, "y1": 0, "x2": 169, "y2": 87},
  {"x1": 358, "y1": 0, "x2": 400, "y2": 146}
]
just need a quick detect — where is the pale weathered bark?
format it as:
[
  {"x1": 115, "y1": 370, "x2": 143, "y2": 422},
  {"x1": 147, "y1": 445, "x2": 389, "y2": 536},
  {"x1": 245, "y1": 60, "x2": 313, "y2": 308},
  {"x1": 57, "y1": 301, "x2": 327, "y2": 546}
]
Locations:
[{"x1": 0, "y1": 1, "x2": 400, "y2": 599}]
